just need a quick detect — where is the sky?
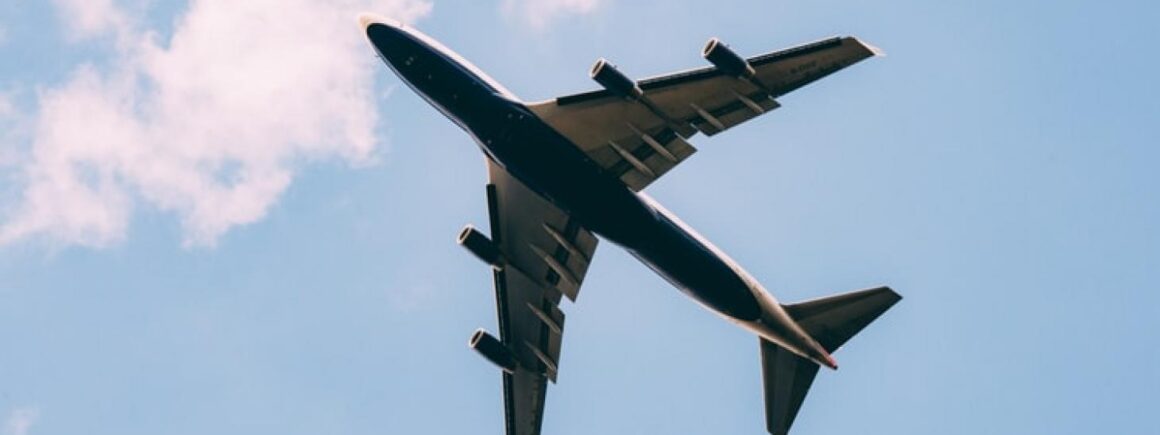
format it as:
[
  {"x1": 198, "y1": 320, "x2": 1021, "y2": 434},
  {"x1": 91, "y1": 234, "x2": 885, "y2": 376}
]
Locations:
[{"x1": 1, "y1": 0, "x2": 1158, "y2": 434}]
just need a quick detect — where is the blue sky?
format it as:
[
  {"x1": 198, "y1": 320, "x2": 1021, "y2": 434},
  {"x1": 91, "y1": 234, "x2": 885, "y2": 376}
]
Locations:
[{"x1": 1, "y1": 1, "x2": 1158, "y2": 434}]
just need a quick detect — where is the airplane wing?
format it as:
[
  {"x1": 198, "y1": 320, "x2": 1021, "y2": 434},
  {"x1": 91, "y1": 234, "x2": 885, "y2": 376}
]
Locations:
[
  {"x1": 526, "y1": 36, "x2": 881, "y2": 191},
  {"x1": 482, "y1": 160, "x2": 599, "y2": 435}
]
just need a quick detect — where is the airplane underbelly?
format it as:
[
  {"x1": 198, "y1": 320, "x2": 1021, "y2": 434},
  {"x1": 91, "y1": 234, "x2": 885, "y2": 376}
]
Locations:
[
  {"x1": 484, "y1": 112, "x2": 762, "y2": 321},
  {"x1": 622, "y1": 214, "x2": 763, "y2": 321}
]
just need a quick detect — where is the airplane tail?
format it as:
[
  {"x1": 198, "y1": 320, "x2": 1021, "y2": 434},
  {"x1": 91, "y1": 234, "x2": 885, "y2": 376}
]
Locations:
[{"x1": 760, "y1": 286, "x2": 901, "y2": 435}]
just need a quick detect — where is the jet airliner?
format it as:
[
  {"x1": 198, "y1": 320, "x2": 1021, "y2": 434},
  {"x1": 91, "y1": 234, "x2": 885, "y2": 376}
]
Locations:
[{"x1": 359, "y1": 14, "x2": 900, "y2": 435}]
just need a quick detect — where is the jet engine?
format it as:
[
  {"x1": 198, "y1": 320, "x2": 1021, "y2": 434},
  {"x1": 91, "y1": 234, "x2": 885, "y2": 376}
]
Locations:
[
  {"x1": 457, "y1": 225, "x2": 504, "y2": 270},
  {"x1": 590, "y1": 58, "x2": 643, "y2": 100},
  {"x1": 702, "y1": 38, "x2": 755, "y2": 79},
  {"x1": 469, "y1": 328, "x2": 518, "y2": 374}
]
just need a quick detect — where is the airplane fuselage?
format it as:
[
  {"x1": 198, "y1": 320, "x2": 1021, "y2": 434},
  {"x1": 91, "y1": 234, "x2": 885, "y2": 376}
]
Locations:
[{"x1": 365, "y1": 20, "x2": 835, "y2": 368}]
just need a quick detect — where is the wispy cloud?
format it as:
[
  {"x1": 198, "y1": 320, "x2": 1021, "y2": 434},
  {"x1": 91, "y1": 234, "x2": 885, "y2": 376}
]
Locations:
[
  {"x1": 50, "y1": 0, "x2": 130, "y2": 41},
  {"x1": 502, "y1": 0, "x2": 603, "y2": 31},
  {"x1": 0, "y1": 93, "x2": 13, "y2": 122},
  {"x1": 0, "y1": 0, "x2": 432, "y2": 248},
  {"x1": 2, "y1": 408, "x2": 38, "y2": 435},
  {"x1": 0, "y1": 92, "x2": 24, "y2": 170}
]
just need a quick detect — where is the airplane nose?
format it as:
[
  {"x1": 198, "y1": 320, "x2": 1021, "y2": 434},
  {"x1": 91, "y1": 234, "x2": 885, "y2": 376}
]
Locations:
[
  {"x1": 360, "y1": 13, "x2": 412, "y2": 65},
  {"x1": 361, "y1": 12, "x2": 443, "y2": 99}
]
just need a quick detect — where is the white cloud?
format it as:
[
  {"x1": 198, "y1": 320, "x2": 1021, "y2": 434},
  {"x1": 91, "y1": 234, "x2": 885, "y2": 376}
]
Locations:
[
  {"x1": 502, "y1": 0, "x2": 603, "y2": 30},
  {"x1": 2, "y1": 408, "x2": 38, "y2": 435},
  {"x1": 51, "y1": 0, "x2": 130, "y2": 40},
  {"x1": 0, "y1": 93, "x2": 24, "y2": 169},
  {"x1": 0, "y1": 94, "x2": 13, "y2": 119},
  {"x1": 0, "y1": 0, "x2": 433, "y2": 248}
]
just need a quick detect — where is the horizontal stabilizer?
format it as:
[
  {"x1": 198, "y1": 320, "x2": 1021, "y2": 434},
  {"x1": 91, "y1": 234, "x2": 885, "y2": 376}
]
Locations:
[
  {"x1": 760, "y1": 286, "x2": 901, "y2": 434},
  {"x1": 784, "y1": 286, "x2": 901, "y2": 353},
  {"x1": 760, "y1": 338, "x2": 819, "y2": 435}
]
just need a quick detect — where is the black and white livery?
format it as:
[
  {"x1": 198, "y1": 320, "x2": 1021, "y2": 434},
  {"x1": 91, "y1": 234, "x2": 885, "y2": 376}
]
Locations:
[{"x1": 360, "y1": 14, "x2": 900, "y2": 435}]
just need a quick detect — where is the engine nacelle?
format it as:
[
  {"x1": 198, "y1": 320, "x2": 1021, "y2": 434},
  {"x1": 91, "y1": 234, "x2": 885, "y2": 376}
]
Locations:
[
  {"x1": 457, "y1": 225, "x2": 504, "y2": 270},
  {"x1": 469, "y1": 328, "x2": 518, "y2": 374},
  {"x1": 702, "y1": 38, "x2": 755, "y2": 79},
  {"x1": 590, "y1": 58, "x2": 643, "y2": 100}
]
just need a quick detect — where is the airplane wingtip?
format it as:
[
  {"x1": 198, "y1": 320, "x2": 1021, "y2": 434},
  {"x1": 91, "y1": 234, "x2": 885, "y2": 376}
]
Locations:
[{"x1": 859, "y1": 38, "x2": 886, "y2": 57}]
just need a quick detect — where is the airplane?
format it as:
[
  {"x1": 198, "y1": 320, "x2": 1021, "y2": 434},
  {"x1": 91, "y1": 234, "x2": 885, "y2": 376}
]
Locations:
[{"x1": 359, "y1": 13, "x2": 901, "y2": 435}]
